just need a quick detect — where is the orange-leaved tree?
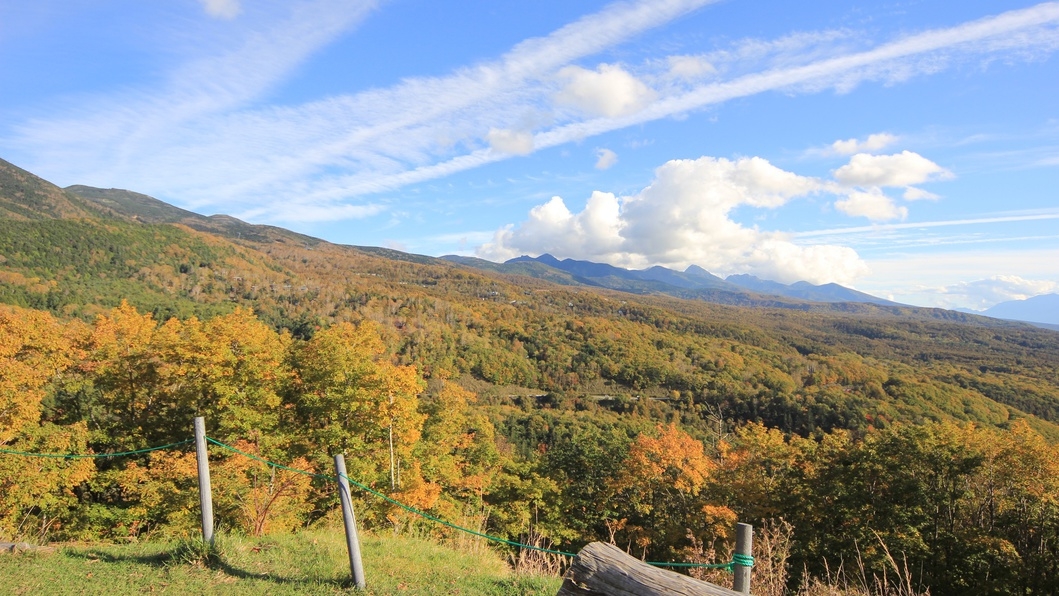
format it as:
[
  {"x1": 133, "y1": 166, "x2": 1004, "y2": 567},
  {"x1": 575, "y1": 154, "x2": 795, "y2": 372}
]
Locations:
[{"x1": 610, "y1": 424, "x2": 734, "y2": 559}]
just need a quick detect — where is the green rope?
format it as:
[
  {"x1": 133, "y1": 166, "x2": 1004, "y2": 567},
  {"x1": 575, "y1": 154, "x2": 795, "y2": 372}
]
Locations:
[
  {"x1": 647, "y1": 553, "x2": 752, "y2": 570},
  {"x1": 201, "y1": 437, "x2": 574, "y2": 557},
  {"x1": 339, "y1": 470, "x2": 579, "y2": 558},
  {"x1": 733, "y1": 553, "x2": 755, "y2": 568},
  {"x1": 205, "y1": 436, "x2": 753, "y2": 570},
  {"x1": 0, "y1": 433, "x2": 754, "y2": 570},
  {"x1": 0, "y1": 439, "x2": 193, "y2": 459},
  {"x1": 204, "y1": 437, "x2": 326, "y2": 479}
]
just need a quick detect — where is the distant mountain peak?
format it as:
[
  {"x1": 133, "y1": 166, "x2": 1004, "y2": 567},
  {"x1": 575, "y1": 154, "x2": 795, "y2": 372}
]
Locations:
[
  {"x1": 983, "y1": 293, "x2": 1059, "y2": 326},
  {"x1": 509, "y1": 253, "x2": 561, "y2": 266}
]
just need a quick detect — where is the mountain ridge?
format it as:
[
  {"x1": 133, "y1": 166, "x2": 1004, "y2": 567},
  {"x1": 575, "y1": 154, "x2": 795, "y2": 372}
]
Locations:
[
  {"x1": 441, "y1": 252, "x2": 900, "y2": 308},
  {"x1": 64, "y1": 185, "x2": 323, "y2": 246}
]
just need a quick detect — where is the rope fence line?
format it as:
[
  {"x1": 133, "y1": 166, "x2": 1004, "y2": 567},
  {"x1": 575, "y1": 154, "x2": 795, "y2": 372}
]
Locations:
[
  {"x1": 0, "y1": 439, "x2": 193, "y2": 459},
  {"x1": 0, "y1": 434, "x2": 752, "y2": 571},
  {"x1": 206, "y1": 436, "x2": 749, "y2": 570}
]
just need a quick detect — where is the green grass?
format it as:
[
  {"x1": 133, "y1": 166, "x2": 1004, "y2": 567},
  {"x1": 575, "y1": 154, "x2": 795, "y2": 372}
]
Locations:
[{"x1": 0, "y1": 530, "x2": 563, "y2": 595}]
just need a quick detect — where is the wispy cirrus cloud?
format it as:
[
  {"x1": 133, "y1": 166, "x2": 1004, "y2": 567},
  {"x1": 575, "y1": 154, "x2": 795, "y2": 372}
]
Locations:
[
  {"x1": 353, "y1": 2, "x2": 1059, "y2": 226},
  {"x1": 7, "y1": 0, "x2": 380, "y2": 187},
  {"x1": 794, "y1": 208, "x2": 1059, "y2": 239},
  {"x1": 5, "y1": 0, "x2": 1059, "y2": 228},
  {"x1": 5, "y1": 0, "x2": 717, "y2": 220}
]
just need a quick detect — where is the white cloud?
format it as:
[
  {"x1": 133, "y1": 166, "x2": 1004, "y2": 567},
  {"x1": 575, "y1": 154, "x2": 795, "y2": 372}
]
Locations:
[
  {"x1": 480, "y1": 192, "x2": 625, "y2": 262},
  {"x1": 831, "y1": 132, "x2": 897, "y2": 155},
  {"x1": 595, "y1": 148, "x2": 618, "y2": 169},
  {"x1": 5, "y1": 0, "x2": 713, "y2": 219},
  {"x1": 937, "y1": 275, "x2": 1059, "y2": 310},
  {"x1": 834, "y1": 151, "x2": 951, "y2": 187},
  {"x1": 665, "y1": 54, "x2": 716, "y2": 80},
  {"x1": 834, "y1": 189, "x2": 908, "y2": 221},
  {"x1": 487, "y1": 128, "x2": 535, "y2": 155},
  {"x1": 855, "y1": 248, "x2": 1059, "y2": 309},
  {"x1": 199, "y1": 0, "x2": 241, "y2": 19},
  {"x1": 903, "y1": 186, "x2": 940, "y2": 200},
  {"x1": 239, "y1": 201, "x2": 386, "y2": 223},
  {"x1": 478, "y1": 155, "x2": 869, "y2": 284},
  {"x1": 556, "y1": 64, "x2": 657, "y2": 117},
  {"x1": 796, "y1": 208, "x2": 1059, "y2": 238},
  {"x1": 5, "y1": 0, "x2": 1058, "y2": 225}
]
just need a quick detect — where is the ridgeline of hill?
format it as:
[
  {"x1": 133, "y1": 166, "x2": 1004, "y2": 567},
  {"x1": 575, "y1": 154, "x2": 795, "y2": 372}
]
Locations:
[{"x1": 1, "y1": 156, "x2": 1058, "y2": 440}]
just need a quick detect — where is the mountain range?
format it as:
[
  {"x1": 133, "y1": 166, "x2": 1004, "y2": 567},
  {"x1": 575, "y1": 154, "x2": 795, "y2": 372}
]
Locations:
[
  {"x1": 441, "y1": 253, "x2": 901, "y2": 310},
  {"x1": 3, "y1": 155, "x2": 1059, "y2": 443}
]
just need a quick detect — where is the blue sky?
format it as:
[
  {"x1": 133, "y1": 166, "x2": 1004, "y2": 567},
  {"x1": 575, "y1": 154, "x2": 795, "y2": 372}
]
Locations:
[{"x1": 1, "y1": 0, "x2": 1057, "y2": 310}]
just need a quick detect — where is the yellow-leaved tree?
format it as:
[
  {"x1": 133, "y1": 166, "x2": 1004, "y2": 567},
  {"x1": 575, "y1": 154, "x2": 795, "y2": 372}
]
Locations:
[
  {"x1": 0, "y1": 305, "x2": 76, "y2": 444},
  {"x1": 151, "y1": 307, "x2": 290, "y2": 440},
  {"x1": 0, "y1": 422, "x2": 95, "y2": 541},
  {"x1": 81, "y1": 301, "x2": 161, "y2": 448},
  {"x1": 0, "y1": 306, "x2": 94, "y2": 541},
  {"x1": 286, "y1": 321, "x2": 424, "y2": 488}
]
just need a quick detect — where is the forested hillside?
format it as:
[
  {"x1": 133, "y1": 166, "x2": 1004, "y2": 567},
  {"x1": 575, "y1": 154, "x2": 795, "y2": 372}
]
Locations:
[{"x1": 2, "y1": 158, "x2": 1059, "y2": 594}]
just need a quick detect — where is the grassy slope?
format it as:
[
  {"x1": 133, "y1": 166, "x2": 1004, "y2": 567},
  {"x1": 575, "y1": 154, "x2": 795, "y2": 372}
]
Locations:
[{"x1": 0, "y1": 530, "x2": 561, "y2": 595}]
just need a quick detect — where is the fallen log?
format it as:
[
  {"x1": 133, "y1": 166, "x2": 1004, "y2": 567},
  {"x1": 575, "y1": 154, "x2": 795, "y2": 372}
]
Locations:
[{"x1": 555, "y1": 542, "x2": 746, "y2": 596}]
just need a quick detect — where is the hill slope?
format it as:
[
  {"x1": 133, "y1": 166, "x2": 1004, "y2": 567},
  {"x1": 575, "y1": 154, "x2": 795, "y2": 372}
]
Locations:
[
  {"x1": 0, "y1": 158, "x2": 106, "y2": 220},
  {"x1": 65, "y1": 185, "x2": 323, "y2": 246},
  {"x1": 2, "y1": 157, "x2": 1059, "y2": 440}
]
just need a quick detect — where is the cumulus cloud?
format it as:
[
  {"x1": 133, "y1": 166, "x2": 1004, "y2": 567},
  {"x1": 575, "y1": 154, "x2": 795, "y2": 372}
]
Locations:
[
  {"x1": 834, "y1": 189, "x2": 908, "y2": 221},
  {"x1": 831, "y1": 133, "x2": 897, "y2": 155},
  {"x1": 478, "y1": 155, "x2": 869, "y2": 284},
  {"x1": 482, "y1": 192, "x2": 625, "y2": 261},
  {"x1": 595, "y1": 148, "x2": 618, "y2": 169},
  {"x1": 834, "y1": 150, "x2": 951, "y2": 187},
  {"x1": 199, "y1": 0, "x2": 241, "y2": 19},
  {"x1": 486, "y1": 128, "x2": 535, "y2": 155},
  {"x1": 556, "y1": 64, "x2": 657, "y2": 117}
]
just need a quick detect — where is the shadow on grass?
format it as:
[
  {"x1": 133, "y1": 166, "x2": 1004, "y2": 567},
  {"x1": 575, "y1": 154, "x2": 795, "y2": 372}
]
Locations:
[{"x1": 63, "y1": 545, "x2": 351, "y2": 589}]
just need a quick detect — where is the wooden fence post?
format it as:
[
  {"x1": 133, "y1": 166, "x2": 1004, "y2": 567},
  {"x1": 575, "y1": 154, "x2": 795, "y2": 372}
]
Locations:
[
  {"x1": 193, "y1": 416, "x2": 214, "y2": 545},
  {"x1": 733, "y1": 522, "x2": 753, "y2": 594},
  {"x1": 334, "y1": 454, "x2": 366, "y2": 590}
]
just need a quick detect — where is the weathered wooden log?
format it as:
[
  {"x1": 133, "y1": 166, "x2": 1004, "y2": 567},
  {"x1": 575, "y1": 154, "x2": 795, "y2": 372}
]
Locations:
[{"x1": 555, "y1": 542, "x2": 745, "y2": 596}]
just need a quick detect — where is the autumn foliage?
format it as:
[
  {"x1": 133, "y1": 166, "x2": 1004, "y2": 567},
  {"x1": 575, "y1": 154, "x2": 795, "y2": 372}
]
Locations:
[{"x1": 1, "y1": 302, "x2": 1058, "y2": 595}]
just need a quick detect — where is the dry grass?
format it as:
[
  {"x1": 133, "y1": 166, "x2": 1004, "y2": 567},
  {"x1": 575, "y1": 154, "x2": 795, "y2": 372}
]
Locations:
[
  {"x1": 680, "y1": 518, "x2": 930, "y2": 596},
  {"x1": 507, "y1": 527, "x2": 570, "y2": 577}
]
